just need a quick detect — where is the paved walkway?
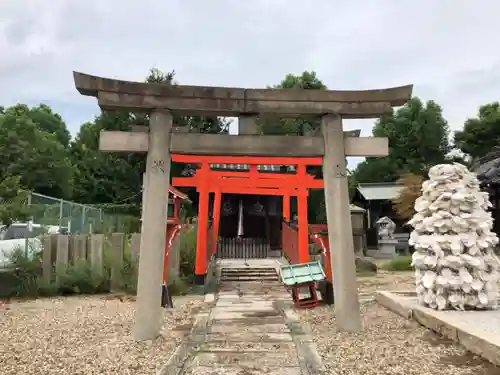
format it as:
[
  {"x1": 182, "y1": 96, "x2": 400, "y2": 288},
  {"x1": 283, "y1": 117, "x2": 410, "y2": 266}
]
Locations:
[{"x1": 159, "y1": 261, "x2": 325, "y2": 375}]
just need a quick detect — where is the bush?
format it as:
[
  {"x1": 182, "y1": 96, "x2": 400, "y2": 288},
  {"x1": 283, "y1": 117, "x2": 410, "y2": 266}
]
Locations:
[
  {"x1": 382, "y1": 256, "x2": 413, "y2": 271},
  {"x1": 55, "y1": 261, "x2": 108, "y2": 295},
  {"x1": 168, "y1": 275, "x2": 189, "y2": 295},
  {"x1": 117, "y1": 245, "x2": 139, "y2": 295},
  {"x1": 1, "y1": 232, "x2": 195, "y2": 300},
  {"x1": 179, "y1": 226, "x2": 196, "y2": 280},
  {"x1": 6, "y1": 246, "x2": 42, "y2": 297}
]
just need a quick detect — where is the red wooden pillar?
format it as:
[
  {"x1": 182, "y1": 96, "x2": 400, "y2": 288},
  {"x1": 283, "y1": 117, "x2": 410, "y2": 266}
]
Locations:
[
  {"x1": 211, "y1": 190, "x2": 222, "y2": 256},
  {"x1": 297, "y1": 164, "x2": 309, "y2": 263},
  {"x1": 297, "y1": 188, "x2": 309, "y2": 263},
  {"x1": 194, "y1": 163, "x2": 210, "y2": 285}
]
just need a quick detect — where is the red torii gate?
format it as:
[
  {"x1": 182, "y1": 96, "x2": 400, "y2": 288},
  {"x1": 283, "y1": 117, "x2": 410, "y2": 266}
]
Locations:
[{"x1": 171, "y1": 154, "x2": 324, "y2": 283}]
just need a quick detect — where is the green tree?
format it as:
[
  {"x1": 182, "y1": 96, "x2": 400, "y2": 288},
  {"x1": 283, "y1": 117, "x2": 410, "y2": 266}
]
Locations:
[
  {"x1": 3, "y1": 104, "x2": 71, "y2": 147},
  {"x1": 70, "y1": 68, "x2": 229, "y2": 215},
  {"x1": 454, "y1": 102, "x2": 500, "y2": 161},
  {"x1": 70, "y1": 111, "x2": 141, "y2": 210},
  {"x1": 0, "y1": 176, "x2": 34, "y2": 227},
  {"x1": 258, "y1": 71, "x2": 326, "y2": 135},
  {"x1": 258, "y1": 71, "x2": 328, "y2": 222},
  {"x1": 0, "y1": 108, "x2": 75, "y2": 198},
  {"x1": 353, "y1": 97, "x2": 450, "y2": 183}
]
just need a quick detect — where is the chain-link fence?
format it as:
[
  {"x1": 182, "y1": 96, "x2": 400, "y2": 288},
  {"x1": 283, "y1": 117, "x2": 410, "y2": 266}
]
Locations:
[{"x1": 27, "y1": 192, "x2": 140, "y2": 234}]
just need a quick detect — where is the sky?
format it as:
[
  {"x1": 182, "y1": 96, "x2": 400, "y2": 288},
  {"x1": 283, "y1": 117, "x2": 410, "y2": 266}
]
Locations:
[{"x1": 1, "y1": 0, "x2": 499, "y2": 166}]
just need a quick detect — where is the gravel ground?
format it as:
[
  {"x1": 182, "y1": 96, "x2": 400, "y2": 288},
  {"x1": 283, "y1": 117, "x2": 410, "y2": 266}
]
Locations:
[
  {"x1": 357, "y1": 270, "x2": 415, "y2": 296},
  {"x1": 0, "y1": 294, "x2": 205, "y2": 375},
  {"x1": 298, "y1": 272, "x2": 500, "y2": 375}
]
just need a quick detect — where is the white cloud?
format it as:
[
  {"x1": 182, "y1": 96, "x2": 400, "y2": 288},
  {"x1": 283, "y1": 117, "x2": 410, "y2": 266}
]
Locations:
[{"x1": 1, "y1": 0, "x2": 499, "y2": 165}]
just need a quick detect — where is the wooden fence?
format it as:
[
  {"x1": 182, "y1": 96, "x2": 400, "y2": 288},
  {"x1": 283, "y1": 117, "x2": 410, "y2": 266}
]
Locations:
[{"x1": 41, "y1": 233, "x2": 143, "y2": 286}]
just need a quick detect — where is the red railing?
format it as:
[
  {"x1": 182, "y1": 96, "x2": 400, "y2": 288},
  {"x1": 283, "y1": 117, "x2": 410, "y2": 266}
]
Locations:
[{"x1": 282, "y1": 220, "x2": 299, "y2": 264}]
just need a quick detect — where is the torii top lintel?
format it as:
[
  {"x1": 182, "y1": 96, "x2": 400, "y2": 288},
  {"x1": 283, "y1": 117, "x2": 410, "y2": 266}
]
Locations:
[{"x1": 73, "y1": 72, "x2": 413, "y2": 119}]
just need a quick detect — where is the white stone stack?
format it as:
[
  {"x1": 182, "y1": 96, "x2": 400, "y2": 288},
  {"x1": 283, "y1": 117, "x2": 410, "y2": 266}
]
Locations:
[{"x1": 409, "y1": 163, "x2": 499, "y2": 310}]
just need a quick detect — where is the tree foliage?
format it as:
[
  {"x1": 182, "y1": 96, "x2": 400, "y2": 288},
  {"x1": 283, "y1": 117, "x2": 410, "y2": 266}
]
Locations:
[
  {"x1": 1, "y1": 104, "x2": 70, "y2": 147},
  {"x1": 0, "y1": 107, "x2": 75, "y2": 198},
  {"x1": 258, "y1": 71, "x2": 326, "y2": 135},
  {"x1": 454, "y1": 102, "x2": 500, "y2": 161},
  {"x1": 392, "y1": 173, "x2": 424, "y2": 220},
  {"x1": 257, "y1": 71, "x2": 328, "y2": 223},
  {"x1": 2, "y1": 65, "x2": 499, "y2": 228},
  {"x1": 69, "y1": 68, "x2": 229, "y2": 215},
  {"x1": 353, "y1": 98, "x2": 451, "y2": 183},
  {"x1": 0, "y1": 176, "x2": 34, "y2": 227}
]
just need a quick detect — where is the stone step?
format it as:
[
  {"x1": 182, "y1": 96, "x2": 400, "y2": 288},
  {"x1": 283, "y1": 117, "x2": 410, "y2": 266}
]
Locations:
[
  {"x1": 221, "y1": 267, "x2": 277, "y2": 271},
  {"x1": 221, "y1": 267, "x2": 277, "y2": 273},
  {"x1": 221, "y1": 273, "x2": 279, "y2": 280},
  {"x1": 221, "y1": 272, "x2": 278, "y2": 279},
  {"x1": 220, "y1": 277, "x2": 279, "y2": 282},
  {"x1": 220, "y1": 267, "x2": 280, "y2": 283}
]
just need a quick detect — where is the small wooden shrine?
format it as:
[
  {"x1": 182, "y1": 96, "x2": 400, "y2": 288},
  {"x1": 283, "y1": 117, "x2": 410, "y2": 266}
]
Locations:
[{"x1": 172, "y1": 154, "x2": 324, "y2": 285}]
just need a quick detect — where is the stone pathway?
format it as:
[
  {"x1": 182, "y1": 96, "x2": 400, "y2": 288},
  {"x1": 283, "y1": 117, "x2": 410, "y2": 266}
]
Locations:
[{"x1": 159, "y1": 263, "x2": 325, "y2": 375}]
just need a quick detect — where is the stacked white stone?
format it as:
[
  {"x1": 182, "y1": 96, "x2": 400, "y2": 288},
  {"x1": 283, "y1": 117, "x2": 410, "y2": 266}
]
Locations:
[{"x1": 409, "y1": 163, "x2": 499, "y2": 310}]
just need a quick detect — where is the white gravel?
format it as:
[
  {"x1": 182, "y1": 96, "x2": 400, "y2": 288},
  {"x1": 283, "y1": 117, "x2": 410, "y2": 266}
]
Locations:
[
  {"x1": 0, "y1": 294, "x2": 205, "y2": 375},
  {"x1": 298, "y1": 272, "x2": 500, "y2": 375}
]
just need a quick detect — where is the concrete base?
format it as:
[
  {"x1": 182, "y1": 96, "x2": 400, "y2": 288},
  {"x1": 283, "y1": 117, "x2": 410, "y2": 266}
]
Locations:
[
  {"x1": 378, "y1": 239, "x2": 398, "y2": 259},
  {"x1": 376, "y1": 290, "x2": 500, "y2": 366}
]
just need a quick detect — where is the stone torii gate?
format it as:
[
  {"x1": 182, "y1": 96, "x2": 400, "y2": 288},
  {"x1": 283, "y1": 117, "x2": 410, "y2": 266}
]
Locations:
[{"x1": 72, "y1": 71, "x2": 412, "y2": 341}]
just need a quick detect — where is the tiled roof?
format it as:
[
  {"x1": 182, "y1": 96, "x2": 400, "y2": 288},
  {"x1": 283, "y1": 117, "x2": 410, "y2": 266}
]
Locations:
[
  {"x1": 356, "y1": 183, "x2": 405, "y2": 201},
  {"x1": 472, "y1": 146, "x2": 500, "y2": 184}
]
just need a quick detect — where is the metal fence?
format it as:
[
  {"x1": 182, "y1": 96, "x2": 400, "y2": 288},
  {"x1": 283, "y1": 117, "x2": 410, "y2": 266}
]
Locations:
[{"x1": 27, "y1": 192, "x2": 140, "y2": 234}]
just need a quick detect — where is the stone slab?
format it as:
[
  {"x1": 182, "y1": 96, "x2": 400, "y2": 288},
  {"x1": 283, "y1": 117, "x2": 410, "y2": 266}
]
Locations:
[
  {"x1": 205, "y1": 332, "x2": 294, "y2": 342},
  {"x1": 212, "y1": 316, "x2": 285, "y2": 325},
  {"x1": 216, "y1": 297, "x2": 284, "y2": 302},
  {"x1": 376, "y1": 290, "x2": 500, "y2": 366},
  {"x1": 191, "y1": 351, "x2": 299, "y2": 367},
  {"x1": 212, "y1": 305, "x2": 277, "y2": 313},
  {"x1": 210, "y1": 323, "x2": 290, "y2": 334},
  {"x1": 215, "y1": 300, "x2": 274, "y2": 307},
  {"x1": 183, "y1": 366, "x2": 303, "y2": 375},
  {"x1": 210, "y1": 311, "x2": 252, "y2": 320},
  {"x1": 197, "y1": 341, "x2": 297, "y2": 353}
]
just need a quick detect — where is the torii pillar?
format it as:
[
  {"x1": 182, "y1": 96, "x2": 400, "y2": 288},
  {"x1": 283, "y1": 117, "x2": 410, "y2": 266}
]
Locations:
[
  {"x1": 321, "y1": 114, "x2": 361, "y2": 332},
  {"x1": 133, "y1": 110, "x2": 172, "y2": 341}
]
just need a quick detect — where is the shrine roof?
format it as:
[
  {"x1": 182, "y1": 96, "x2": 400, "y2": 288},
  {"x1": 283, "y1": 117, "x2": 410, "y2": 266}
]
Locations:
[
  {"x1": 210, "y1": 164, "x2": 296, "y2": 172},
  {"x1": 168, "y1": 185, "x2": 190, "y2": 201},
  {"x1": 472, "y1": 146, "x2": 500, "y2": 184},
  {"x1": 356, "y1": 182, "x2": 404, "y2": 201}
]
